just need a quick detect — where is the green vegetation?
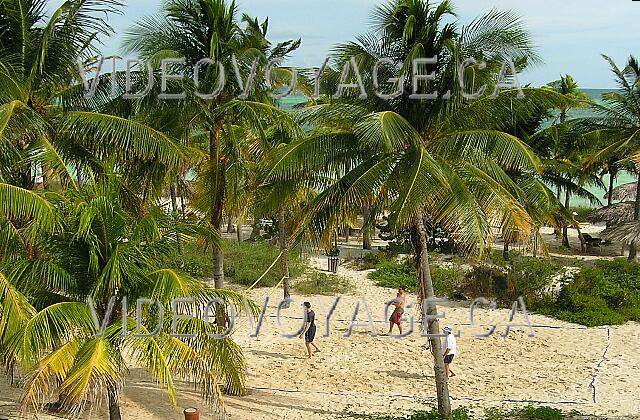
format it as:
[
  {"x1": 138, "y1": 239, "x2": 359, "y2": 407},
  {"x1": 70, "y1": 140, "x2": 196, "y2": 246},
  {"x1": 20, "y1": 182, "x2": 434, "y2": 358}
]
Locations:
[
  {"x1": 346, "y1": 252, "x2": 393, "y2": 270},
  {"x1": 367, "y1": 259, "x2": 417, "y2": 291},
  {"x1": 354, "y1": 407, "x2": 471, "y2": 420},
  {"x1": 367, "y1": 258, "x2": 463, "y2": 298},
  {"x1": 223, "y1": 241, "x2": 307, "y2": 287},
  {"x1": 459, "y1": 255, "x2": 562, "y2": 306},
  {"x1": 535, "y1": 259, "x2": 640, "y2": 326},
  {"x1": 176, "y1": 241, "x2": 306, "y2": 287},
  {"x1": 293, "y1": 272, "x2": 356, "y2": 295},
  {"x1": 355, "y1": 405, "x2": 579, "y2": 419},
  {"x1": 0, "y1": 177, "x2": 248, "y2": 415},
  {"x1": 484, "y1": 406, "x2": 567, "y2": 420}
]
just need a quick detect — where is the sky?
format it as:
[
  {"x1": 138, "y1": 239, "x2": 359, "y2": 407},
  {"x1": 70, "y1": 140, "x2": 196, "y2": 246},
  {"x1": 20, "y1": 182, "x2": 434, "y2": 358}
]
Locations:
[{"x1": 74, "y1": 0, "x2": 640, "y2": 89}]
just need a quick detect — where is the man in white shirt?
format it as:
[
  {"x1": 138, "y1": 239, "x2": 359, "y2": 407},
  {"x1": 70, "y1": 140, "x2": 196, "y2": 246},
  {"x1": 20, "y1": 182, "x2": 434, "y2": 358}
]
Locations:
[{"x1": 441, "y1": 326, "x2": 457, "y2": 378}]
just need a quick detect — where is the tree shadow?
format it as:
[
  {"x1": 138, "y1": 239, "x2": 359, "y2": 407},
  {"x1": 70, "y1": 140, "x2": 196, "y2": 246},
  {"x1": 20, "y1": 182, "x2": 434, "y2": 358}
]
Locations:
[
  {"x1": 381, "y1": 370, "x2": 428, "y2": 380},
  {"x1": 249, "y1": 349, "x2": 293, "y2": 359}
]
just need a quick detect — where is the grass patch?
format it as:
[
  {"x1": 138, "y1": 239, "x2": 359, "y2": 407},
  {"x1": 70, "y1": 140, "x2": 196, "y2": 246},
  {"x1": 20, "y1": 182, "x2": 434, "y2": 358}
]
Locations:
[
  {"x1": 534, "y1": 259, "x2": 640, "y2": 326},
  {"x1": 174, "y1": 241, "x2": 306, "y2": 287},
  {"x1": 293, "y1": 271, "x2": 356, "y2": 295},
  {"x1": 223, "y1": 241, "x2": 306, "y2": 287},
  {"x1": 367, "y1": 258, "x2": 463, "y2": 297}
]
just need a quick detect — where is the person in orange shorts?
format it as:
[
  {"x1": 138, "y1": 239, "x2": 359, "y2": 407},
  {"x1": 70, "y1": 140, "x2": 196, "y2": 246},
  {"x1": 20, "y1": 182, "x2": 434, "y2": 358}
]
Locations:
[{"x1": 387, "y1": 286, "x2": 406, "y2": 335}]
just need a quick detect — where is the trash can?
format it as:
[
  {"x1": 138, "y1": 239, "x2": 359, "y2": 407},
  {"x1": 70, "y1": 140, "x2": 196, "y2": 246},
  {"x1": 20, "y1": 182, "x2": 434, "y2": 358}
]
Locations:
[
  {"x1": 328, "y1": 256, "x2": 339, "y2": 273},
  {"x1": 184, "y1": 408, "x2": 200, "y2": 420}
]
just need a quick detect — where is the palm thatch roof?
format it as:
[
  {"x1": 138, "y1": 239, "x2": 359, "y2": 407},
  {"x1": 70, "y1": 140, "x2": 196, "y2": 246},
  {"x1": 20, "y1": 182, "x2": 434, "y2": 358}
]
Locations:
[
  {"x1": 601, "y1": 221, "x2": 640, "y2": 244},
  {"x1": 587, "y1": 201, "x2": 636, "y2": 224},
  {"x1": 603, "y1": 182, "x2": 637, "y2": 201}
]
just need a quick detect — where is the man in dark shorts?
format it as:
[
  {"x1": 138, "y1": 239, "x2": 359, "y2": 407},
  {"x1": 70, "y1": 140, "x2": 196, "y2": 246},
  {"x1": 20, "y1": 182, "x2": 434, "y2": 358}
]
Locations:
[
  {"x1": 299, "y1": 301, "x2": 320, "y2": 358},
  {"x1": 442, "y1": 326, "x2": 457, "y2": 378},
  {"x1": 387, "y1": 286, "x2": 406, "y2": 335}
]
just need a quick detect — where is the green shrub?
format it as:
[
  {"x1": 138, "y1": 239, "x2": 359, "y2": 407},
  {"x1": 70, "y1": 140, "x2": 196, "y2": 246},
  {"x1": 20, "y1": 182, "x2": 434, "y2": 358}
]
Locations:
[
  {"x1": 223, "y1": 241, "x2": 306, "y2": 287},
  {"x1": 293, "y1": 271, "x2": 356, "y2": 295},
  {"x1": 354, "y1": 405, "x2": 586, "y2": 420},
  {"x1": 367, "y1": 259, "x2": 418, "y2": 292},
  {"x1": 485, "y1": 405, "x2": 565, "y2": 420},
  {"x1": 458, "y1": 257, "x2": 561, "y2": 306},
  {"x1": 432, "y1": 265, "x2": 465, "y2": 298},
  {"x1": 357, "y1": 407, "x2": 471, "y2": 420},
  {"x1": 367, "y1": 259, "x2": 463, "y2": 297},
  {"x1": 346, "y1": 252, "x2": 393, "y2": 270},
  {"x1": 536, "y1": 259, "x2": 640, "y2": 327},
  {"x1": 534, "y1": 259, "x2": 640, "y2": 326}
]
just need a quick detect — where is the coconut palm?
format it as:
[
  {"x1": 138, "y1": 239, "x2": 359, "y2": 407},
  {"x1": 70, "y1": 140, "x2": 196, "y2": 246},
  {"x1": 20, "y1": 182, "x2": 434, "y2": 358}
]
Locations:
[
  {"x1": 254, "y1": 124, "x2": 316, "y2": 301},
  {"x1": 546, "y1": 75, "x2": 590, "y2": 125},
  {"x1": 588, "y1": 55, "x2": 640, "y2": 259},
  {"x1": 0, "y1": 0, "x2": 190, "y2": 195},
  {"x1": 264, "y1": 1, "x2": 570, "y2": 416},
  {"x1": 122, "y1": 0, "x2": 301, "y2": 293},
  {"x1": 0, "y1": 174, "x2": 251, "y2": 420}
]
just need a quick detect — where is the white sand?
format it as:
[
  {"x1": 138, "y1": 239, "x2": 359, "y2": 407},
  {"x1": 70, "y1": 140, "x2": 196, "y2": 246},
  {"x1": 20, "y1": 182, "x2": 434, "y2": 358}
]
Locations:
[{"x1": 2, "y1": 254, "x2": 640, "y2": 419}]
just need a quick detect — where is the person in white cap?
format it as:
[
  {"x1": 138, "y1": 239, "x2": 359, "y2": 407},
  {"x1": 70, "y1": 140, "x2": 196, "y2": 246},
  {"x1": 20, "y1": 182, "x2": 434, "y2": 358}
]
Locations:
[{"x1": 442, "y1": 326, "x2": 456, "y2": 378}]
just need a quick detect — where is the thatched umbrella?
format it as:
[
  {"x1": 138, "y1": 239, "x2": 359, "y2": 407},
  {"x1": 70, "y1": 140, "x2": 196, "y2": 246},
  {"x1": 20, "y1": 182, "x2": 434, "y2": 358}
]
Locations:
[
  {"x1": 601, "y1": 221, "x2": 640, "y2": 244},
  {"x1": 603, "y1": 182, "x2": 637, "y2": 201},
  {"x1": 587, "y1": 201, "x2": 636, "y2": 225}
]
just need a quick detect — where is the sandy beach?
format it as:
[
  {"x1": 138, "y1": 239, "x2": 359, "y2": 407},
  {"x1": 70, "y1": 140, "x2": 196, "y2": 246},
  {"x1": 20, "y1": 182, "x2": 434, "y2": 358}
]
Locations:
[{"x1": 2, "y1": 251, "x2": 639, "y2": 420}]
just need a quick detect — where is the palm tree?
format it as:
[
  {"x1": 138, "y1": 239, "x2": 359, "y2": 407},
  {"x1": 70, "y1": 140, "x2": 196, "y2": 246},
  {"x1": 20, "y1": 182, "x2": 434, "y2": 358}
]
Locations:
[
  {"x1": 123, "y1": 0, "x2": 301, "y2": 294},
  {"x1": 546, "y1": 75, "x2": 590, "y2": 125},
  {"x1": 0, "y1": 0, "x2": 188, "y2": 195},
  {"x1": 588, "y1": 55, "x2": 640, "y2": 259},
  {"x1": 266, "y1": 1, "x2": 568, "y2": 417},
  {"x1": 0, "y1": 174, "x2": 251, "y2": 420},
  {"x1": 542, "y1": 75, "x2": 599, "y2": 247}
]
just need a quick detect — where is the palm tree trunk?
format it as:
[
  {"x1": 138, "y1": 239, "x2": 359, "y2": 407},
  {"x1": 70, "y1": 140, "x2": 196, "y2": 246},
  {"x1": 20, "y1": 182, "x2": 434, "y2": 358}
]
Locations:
[
  {"x1": 362, "y1": 204, "x2": 372, "y2": 250},
  {"x1": 562, "y1": 189, "x2": 571, "y2": 248},
  {"x1": 278, "y1": 207, "x2": 291, "y2": 302},
  {"x1": 108, "y1": 386, "x2": 122, "y2": 420},
  {"x1": 503, "y1": 239, "x2": 510, "y2": 261},
  {"x1": 607, "y1": 168, "x2": 616, "y2": 206},
  {"x1": 210, "y1": 129, "x2": 225, "y2": 290},
  {"x1": 169, "y1": 183, "x2": 183, "y2": 255},
  {"x1": 226, "y1": 216, "x2": 234, "y2": 233},
  {"x1": 249, "y1": 213, "x2": 261, "y2": 241},
  {"x1": 627, "y1": 178, "x2": 640, "y2": 260},
  {"x1": 179, "y1": 178, "x2": 187, "y2": 219},
  {"x1": 416, "y1": 216, "x2": 451, "y2": 418},
  {"x1": 236, "y1": 216, "x2": 243, "y2": 242}
]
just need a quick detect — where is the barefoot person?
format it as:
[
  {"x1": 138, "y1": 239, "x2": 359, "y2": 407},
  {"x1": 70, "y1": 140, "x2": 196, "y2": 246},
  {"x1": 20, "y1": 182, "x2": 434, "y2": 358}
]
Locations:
[
  {"x1": 299, "y1": 302, "x2": 320, "y2": 358},
  {"x1": 387, "y1": 286, "x2": 406, "y2": 335},
  {"x1": 442, "y1": 326, "x2": 457, "y2": 378}
]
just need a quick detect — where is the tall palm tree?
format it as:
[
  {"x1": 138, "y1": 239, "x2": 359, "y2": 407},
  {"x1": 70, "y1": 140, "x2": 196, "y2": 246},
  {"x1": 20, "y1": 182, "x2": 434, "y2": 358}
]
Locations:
[
  {"x1": 589, "y1": 55, "x2": 640, "y2": 259},
  {"x1": 266, "y1": 1, "x2": 568, "y2": 417},
  {"x1": 0, "y1": 174, "x2": 251, "y2": 420},
  {"x1": 123, "y1": 0, "x2": 301, "y2": 294},
  {"x1": 546, "y1": 75, "x2": 590, "y2": 125},
  {"x1": 542, "y1": 75, "x2": 599, "y2": 246},
  {"x1": 0, "y1": 0, "x2": 187, "y2": 194}
]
